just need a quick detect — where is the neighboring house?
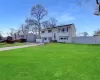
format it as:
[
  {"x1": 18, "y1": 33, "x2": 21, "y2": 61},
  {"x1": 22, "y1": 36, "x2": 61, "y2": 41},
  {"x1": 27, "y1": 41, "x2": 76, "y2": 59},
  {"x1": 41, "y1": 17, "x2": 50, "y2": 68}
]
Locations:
[
  {"x1": 12, "y1": 32, "x2": 36, "y2": 42},
  {"x1": 27, "y1": 33, "x2": 36, "y2": 42},
  {"x1": 36, "y1": 24, "x2": 76, "y2": 43}
]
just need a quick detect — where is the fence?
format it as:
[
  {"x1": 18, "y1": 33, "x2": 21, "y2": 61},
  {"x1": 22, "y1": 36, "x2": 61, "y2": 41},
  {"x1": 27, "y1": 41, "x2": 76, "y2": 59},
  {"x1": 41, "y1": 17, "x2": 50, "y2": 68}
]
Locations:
[{"x1": 72, "y1": 36, "x2": 100, "y2": 44}]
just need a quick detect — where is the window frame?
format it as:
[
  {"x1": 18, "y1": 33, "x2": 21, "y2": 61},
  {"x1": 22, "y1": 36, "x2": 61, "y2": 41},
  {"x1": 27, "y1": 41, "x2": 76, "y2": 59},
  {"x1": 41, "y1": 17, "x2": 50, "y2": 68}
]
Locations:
[
  {"x1": 66, "y1": 27, "x2": 68, "y2": 32},
  {"x1": 59, "y1": 36, "x2": 68, "y2": 40},
  {"x1": 41, "y1": 31, "x2": 45, "y2": 33},
  {"x1": 48, "y1": 30, "x2": 52, "y2": 33}
]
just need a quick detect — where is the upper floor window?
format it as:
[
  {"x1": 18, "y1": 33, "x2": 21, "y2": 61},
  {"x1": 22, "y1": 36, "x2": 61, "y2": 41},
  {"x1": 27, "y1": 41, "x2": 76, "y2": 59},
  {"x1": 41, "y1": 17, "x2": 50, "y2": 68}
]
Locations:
[
  {"x1": 48, "y1": 30, "x2": 52, "y2": 33},
  {"x1": 62, "y1": 28, "x2": 65, "y2": 32},
  {"x1": 42, "y1": 31, "x2": 45, "y2": 33},
  {"x1": 66, "y1": 27, "x2": 68, "y2": 32}
]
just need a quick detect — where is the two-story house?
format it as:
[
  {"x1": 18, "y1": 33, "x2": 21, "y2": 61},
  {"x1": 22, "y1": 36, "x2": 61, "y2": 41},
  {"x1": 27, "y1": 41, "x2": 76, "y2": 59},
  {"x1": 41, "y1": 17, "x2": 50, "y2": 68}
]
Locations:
[{"x1": 37, "y1": 24, "x2": 76, "y2": 43}]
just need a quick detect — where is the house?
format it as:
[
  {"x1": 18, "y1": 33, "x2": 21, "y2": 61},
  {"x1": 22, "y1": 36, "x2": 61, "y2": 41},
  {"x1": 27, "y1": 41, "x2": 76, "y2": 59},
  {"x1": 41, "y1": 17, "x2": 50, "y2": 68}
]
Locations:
[
  {"x1": 36, "y1": 23, "x2": 76, "y2": 43},
  {"x1": 12, "y1": 31, "x2": 36, "y2": 42}
]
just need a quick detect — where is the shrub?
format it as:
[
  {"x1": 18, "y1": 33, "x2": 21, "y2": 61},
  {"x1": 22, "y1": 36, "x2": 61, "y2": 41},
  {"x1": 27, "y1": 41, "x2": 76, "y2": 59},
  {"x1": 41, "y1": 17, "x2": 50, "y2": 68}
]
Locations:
[
  {"x1": 6, "y1": 36, "x2": 14, "y2": 44},
  {"x1": 13, "y1": 39, "x2": 19, "y2": 42},
  {"x1": 19, "y1": 39, "x2": 27, "y2": 43},
  {"x1": 51, "y1": 40, "x2": 57, "y2": 43}
]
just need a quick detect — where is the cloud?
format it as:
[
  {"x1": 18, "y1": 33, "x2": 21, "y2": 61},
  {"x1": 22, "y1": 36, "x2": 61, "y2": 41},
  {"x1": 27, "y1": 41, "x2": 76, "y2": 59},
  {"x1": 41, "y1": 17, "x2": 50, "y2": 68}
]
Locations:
[{"x1": 56, "y1": 13, "x2": 76, "y2": 24}]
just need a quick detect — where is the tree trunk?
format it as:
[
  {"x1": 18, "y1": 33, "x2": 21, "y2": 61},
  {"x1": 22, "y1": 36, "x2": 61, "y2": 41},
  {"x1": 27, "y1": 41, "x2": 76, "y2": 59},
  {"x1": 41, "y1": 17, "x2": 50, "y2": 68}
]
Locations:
[
  {"x1": 38, "y1": 27, "x2": 41, "y2": 36},
  {"x1": 37, "y1": 19, "x2": 41, "y2": 36}
]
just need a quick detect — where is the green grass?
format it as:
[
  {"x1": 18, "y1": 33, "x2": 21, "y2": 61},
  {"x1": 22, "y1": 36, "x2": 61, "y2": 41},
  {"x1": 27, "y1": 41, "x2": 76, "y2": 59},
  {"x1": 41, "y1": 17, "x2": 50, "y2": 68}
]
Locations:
[
  {"x1": 0, "y1": 43, "x2": 100, "y2": 80},
  {"x1": 0, "y1": 42, "x2": 25, "y2": 48}
]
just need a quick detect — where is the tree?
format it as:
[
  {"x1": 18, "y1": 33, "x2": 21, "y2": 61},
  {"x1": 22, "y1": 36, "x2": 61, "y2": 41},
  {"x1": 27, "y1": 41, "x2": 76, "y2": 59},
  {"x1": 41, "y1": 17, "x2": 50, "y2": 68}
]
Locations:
[
  {"x1": 0, "y1": 31, "x2": 3, "y2": 40},
  {"x1": 93, "y1": 29, "x2": 100, "y2": 36},
  {"x1": 95, "y1": 0, "x2": 100, "y2": 15},
  {"x1": 20, "y1": 24, "x2": 29, "y2": 40},
  {"x1": 9, "y1": 28, "x2": 17, "y2": 40},
  {"x1": 42, "y1": 21, "x2": 51, "y2": 29},
  {"x1": 25, "y1": 18, "x2": 38, "y2": 34},
  {"x1": 31, "y1": 4, "x2": 48, "y2": 35},
  {"x1": 49, "y1": 18, "x2": 57, "y2": 28},
  {"x1": 9, "y1": 28, "x2": 15, "y2": 36},
  {"x1": 82, "y1": 32, "x2": 88, "y2": 36},
  {"x1": 42, "y1": 18, "x2": 57, "y2": 29},
  {"x1": 79, "y1": 0, "x2": 100, "y2": 15}
]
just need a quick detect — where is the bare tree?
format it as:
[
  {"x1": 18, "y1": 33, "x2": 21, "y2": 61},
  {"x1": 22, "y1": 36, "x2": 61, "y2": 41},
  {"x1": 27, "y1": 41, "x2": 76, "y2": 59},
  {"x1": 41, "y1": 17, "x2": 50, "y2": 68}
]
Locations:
[
  {"x1": 94, "y1": 29, "x2": 100, "y2": 36},
  {"x1": 95, "y1": 0, "x2": 100, "y2": 15},
  {"x1": 31, "y1": 4, "x2": 48, "y2": 35},
  {"x1": 0, "y1": 31, "x2": 3, "y2": 36},
  {"x1": 25, "y1": 18, "x2": 38, "y2": 34},
  {"x1": 82, "y1": 32, "x2": 88, "y2": 36},
  {"x1": 49, "y1": 18, "x2": 57, "y2": 28},
  {"x1": 79, "y1": 0, "x2": 100, "y2": 15},
  {"x1": 42, "y1": 18, "x2": 57, "y2": 29},
  {"x1": 42, "y1": 21, "x2": 50, "y2": 29},
  {"x1": 10, "y1": 28, "x2": 15, "y2": 36},
  {"x1": 20, "y1": 24, "x2": 29, "y2": 40},
  {"x1": 0, "y1": 31, "x2": 3, "y2": 40},
  {"x1": 9, "y1": 28, "x2": 18, "y2": 40}
]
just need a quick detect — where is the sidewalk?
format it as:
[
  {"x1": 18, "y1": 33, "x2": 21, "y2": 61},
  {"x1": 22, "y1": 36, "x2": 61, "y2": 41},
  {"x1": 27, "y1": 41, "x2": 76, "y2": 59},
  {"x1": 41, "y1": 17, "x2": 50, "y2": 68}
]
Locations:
[{"x1": 0, "y1": 43, "x2": 41, "y2": 51}]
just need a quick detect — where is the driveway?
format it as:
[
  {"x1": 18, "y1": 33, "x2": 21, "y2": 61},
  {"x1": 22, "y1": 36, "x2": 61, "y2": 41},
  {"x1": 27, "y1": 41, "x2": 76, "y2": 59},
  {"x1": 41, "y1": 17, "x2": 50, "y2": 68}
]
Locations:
[{"x1": 0, "y1": 43, "x2": 42, "y2": 51}]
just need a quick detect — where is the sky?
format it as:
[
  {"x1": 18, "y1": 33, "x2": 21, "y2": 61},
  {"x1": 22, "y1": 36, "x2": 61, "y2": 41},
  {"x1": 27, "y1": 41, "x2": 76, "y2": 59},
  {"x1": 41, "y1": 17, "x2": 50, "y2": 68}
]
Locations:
[{"x1": 0, "y1": 0, "x2": 100, "y2": 36}]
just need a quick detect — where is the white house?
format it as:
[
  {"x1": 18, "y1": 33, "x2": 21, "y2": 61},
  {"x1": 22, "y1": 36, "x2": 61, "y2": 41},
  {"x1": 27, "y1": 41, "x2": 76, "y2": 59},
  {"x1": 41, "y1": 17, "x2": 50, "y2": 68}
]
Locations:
[{"x1": 36, "y1": 24, "x2": 76, "y2": 43}]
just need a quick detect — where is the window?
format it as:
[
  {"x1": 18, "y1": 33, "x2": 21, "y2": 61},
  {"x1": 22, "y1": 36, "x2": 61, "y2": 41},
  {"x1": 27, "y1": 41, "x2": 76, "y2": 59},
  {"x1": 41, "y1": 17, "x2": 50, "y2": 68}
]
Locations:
[
  {"x1": 59, "y1": 37, "x2": 63, "y2": 40},
  {"x1": 44, "y1": 37, "x2": 47, "y2": 40},
  {"x1": 48, "y1": 37, "x2": 52, "y2": 41},
  {"x1": 66, "y1": 27, "x2": 68, "y2": 32},
  {"x1": 59, "y1": 36, "x2": 68, "y2": 40},
  {"x1": 42, "y1": 37, "x2": 47, "y2": 40},
  {"x1": 42, "y1": 31, "x2": 45, "y2": 33},
  {"x1": 62, "y1": 28, "x2": 65, "y2": 32},
  {"x1": 48, "y1": 30, "x2": 52, "y2": 33}
]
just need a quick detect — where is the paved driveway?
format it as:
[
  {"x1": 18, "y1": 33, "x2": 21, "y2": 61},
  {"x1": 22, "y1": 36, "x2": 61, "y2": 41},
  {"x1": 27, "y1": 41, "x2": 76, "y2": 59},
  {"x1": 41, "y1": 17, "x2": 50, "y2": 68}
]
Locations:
[{"x1": 0, "y1": 43, "x2": 42, "y2": 51}]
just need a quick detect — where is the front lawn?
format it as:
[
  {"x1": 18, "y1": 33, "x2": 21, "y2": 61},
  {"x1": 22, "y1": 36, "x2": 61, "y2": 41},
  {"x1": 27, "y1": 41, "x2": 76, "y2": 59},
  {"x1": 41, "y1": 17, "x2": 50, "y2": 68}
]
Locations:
[
  {"x1": 0, "y1": 43, "x2": 100, "y2": 80},
  {"x1": 0, "y1": 42, "x2": 25, "y2": 48}
]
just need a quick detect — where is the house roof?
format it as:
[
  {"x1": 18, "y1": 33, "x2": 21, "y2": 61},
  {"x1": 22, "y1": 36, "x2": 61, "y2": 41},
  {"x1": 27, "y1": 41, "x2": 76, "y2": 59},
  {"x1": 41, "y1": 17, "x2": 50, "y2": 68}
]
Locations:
[
  {"x1": 42, "y1": 23, "x2": 76, "y2": 31},
  {"x1": 57, "y1": 24, "x2": 73, "y2": 28}
]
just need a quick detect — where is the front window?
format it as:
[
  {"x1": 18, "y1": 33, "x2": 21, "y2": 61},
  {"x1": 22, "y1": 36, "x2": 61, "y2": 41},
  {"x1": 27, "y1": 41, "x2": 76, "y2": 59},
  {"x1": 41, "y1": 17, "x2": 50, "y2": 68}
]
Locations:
[
  {"x1": 59, "y1": 36, "x2": 68, "y2": 40},
  {"x1": 66, "y1": 27, "x2": 68, "y2": 32},
  {"x1": 43, "y1": 37, "x2": 47, "y2": 40},
  {"x1": 48, "y1": 37, "x2": 52, "y2": 41}
]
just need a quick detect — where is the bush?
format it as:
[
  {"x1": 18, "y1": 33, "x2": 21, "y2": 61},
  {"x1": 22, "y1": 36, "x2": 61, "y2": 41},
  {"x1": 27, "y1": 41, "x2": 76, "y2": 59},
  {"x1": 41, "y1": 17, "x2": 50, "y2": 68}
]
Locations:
[
  {"x1": 51, "y1": 40, "x2": 57, "y2": 43},
  {"x1": 19, "y1": 39, "x2": 27, "y2": 43},
  {"x1": 13, "y1": 39, "x2": 19, "y2": 42},
  {"x1": 6, "y1": 36, "x2": 14, "y2": 44}
]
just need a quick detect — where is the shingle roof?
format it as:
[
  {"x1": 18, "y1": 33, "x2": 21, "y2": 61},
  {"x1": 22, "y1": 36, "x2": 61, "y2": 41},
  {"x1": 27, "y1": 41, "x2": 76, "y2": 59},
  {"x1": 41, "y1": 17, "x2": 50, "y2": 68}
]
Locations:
[
  {"x1": 57, "y1": 24, "x2": 73, "y2": 27},
  {"x1": 43, "y1": 24, "x2": 73, "y2": 30}
]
